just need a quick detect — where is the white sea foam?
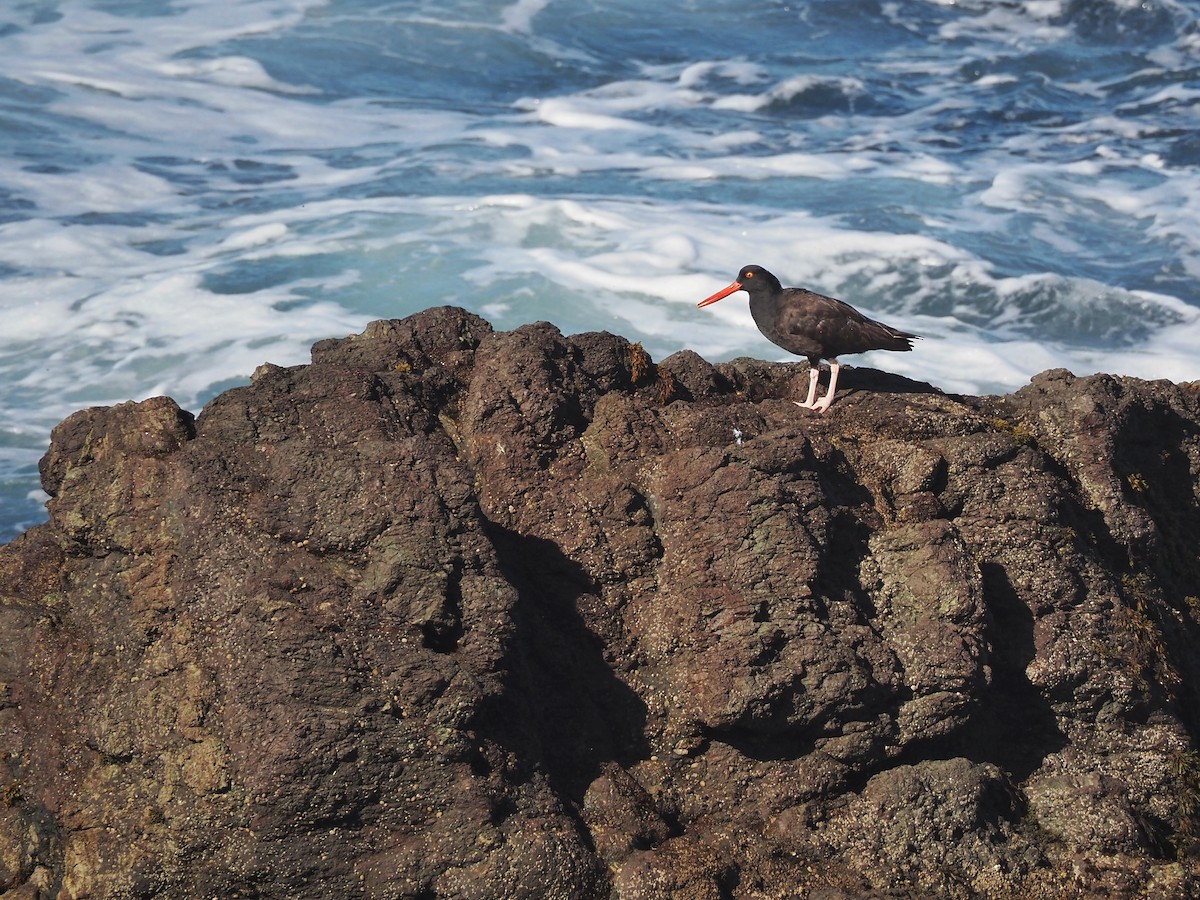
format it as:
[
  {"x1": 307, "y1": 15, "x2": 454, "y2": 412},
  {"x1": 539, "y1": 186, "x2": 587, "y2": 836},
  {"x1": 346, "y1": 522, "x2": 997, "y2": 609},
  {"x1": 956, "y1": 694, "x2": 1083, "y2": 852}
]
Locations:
[
  {"x1": 1, "y1": 0, "x2": 1198, "y2": 541},
  {"x1": 220, "y1": 222, "x2": 291, "y2": 251},
  {"x1": 712, "y1": 75, "x2": 866, "y2": 113},
  {"x1": 499, "y1": 0, "x2": 553, "y2": 33},
  {"x1": 156, "y1": 56, "x2": 322, "y2": 94},
  {"x1": 527, "y1": 97, "x2": 655, "y2": 132}
]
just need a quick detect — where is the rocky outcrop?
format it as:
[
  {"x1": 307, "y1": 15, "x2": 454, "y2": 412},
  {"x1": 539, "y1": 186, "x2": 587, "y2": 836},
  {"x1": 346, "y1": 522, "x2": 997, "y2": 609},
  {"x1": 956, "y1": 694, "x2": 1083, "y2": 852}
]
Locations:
[{"x1": 2, "y1": 306, "x2": 1199, "y2": 898}]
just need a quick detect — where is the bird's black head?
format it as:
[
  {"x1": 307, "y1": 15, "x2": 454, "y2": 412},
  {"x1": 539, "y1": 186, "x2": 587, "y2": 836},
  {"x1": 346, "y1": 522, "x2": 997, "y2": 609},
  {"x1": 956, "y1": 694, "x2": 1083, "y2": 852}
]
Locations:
[
  {"x1": 698, "y1": 264, "x2": 783, "y2": 308},
  {"x1": 737, "y1": 265, "x2": 782, "y2": 294}
]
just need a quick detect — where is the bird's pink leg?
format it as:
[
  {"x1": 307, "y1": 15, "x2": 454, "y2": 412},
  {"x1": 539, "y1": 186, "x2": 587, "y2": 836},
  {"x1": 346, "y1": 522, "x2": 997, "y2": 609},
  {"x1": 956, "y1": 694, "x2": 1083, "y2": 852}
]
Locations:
[
  {"x1": 794, "y1": 365, "x2": 822, "y2": 409},
  {"x1": 809, "y1": 360, "x2": 841, "y2": 413}
]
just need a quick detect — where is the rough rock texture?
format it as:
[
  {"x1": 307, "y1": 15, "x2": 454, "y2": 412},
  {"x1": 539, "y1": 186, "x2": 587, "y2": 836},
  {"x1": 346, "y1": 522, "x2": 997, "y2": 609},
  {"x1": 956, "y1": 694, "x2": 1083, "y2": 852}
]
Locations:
[{"x1": 2, "y1": 306, "x2": 1199, "y2": 898}]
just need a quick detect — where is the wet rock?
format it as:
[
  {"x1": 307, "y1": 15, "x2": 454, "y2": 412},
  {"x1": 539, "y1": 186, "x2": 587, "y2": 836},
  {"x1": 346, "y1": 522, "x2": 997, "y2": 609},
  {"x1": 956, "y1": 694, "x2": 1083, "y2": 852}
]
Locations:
[{"x1": 2, "y1": 307, "x2": 1199, "y2": 898}]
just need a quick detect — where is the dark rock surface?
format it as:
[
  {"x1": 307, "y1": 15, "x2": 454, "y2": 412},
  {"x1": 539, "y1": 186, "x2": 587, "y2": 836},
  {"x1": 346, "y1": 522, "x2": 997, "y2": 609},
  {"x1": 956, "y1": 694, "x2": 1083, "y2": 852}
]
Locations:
[{"x1": 2, "y1": 306, "x2": 1199, "y2": 898}]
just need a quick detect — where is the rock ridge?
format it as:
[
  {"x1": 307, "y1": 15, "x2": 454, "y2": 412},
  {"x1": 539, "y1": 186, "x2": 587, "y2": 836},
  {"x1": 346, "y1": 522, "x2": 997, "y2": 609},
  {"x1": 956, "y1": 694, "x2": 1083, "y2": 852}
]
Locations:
[{"x1": 1, "y1": 305, "x2": 1199, "y2": 898}]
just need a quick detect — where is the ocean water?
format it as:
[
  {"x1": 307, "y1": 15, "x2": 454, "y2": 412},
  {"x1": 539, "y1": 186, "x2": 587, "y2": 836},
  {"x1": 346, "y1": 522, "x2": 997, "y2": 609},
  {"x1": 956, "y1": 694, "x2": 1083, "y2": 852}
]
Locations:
[{"x1": 1, "y1": 0, "x2": 1198, "y2": 543}]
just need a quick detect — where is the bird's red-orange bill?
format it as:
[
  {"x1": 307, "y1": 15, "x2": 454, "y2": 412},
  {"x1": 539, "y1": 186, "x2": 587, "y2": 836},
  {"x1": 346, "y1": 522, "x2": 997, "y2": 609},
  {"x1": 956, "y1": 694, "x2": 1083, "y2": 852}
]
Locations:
[{"x1": 697, "y1": 281, "x2": 743, "y2": 308}]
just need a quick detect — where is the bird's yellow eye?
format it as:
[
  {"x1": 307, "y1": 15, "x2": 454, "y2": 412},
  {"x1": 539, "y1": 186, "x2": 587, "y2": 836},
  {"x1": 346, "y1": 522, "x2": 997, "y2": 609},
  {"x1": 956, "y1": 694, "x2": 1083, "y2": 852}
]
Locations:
[{"x1": 745, "y1": 271, "x2": 754, "y2": 279}]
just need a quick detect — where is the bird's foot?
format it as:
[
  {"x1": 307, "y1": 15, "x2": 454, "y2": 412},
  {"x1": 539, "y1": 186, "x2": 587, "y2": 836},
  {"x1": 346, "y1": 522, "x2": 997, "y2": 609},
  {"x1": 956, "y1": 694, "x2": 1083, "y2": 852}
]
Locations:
[{"x1": 793, "y1": 396, "x2": 834, "y2": 414}]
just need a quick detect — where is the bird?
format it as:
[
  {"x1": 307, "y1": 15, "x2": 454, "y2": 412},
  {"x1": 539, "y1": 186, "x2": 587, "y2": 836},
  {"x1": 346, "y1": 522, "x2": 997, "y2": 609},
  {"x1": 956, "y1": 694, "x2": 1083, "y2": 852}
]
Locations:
[{"x1": 697, "y1": 264, "x2": 918, "y2": 412}]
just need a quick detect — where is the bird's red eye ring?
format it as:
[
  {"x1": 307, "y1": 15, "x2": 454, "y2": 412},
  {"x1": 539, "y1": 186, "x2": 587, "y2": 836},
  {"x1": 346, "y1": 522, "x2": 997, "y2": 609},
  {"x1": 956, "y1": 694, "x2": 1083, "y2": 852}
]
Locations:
[{"x1": 745, "y1": 271, "x2": 754, "y2": 279}]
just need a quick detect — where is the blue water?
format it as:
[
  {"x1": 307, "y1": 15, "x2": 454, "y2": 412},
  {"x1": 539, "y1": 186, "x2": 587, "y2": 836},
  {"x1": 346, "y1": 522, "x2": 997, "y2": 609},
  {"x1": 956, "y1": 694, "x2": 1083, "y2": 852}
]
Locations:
[{"x1": 2, "y1": 0, "x2": 1198, "y2": 543}]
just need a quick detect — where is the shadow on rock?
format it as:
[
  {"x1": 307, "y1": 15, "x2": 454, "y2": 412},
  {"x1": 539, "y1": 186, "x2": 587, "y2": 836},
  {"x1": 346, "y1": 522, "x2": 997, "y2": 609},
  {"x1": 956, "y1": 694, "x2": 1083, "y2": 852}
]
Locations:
[
  {"x1": 836, "y1": 365, "x2": 947, "y2": 400},
  {"x1": 474, "y1": 522, "x2": 650, "y2": 805},
  {"x1": 963, "y1": 562, "x2": 1067, "y2": 781}
]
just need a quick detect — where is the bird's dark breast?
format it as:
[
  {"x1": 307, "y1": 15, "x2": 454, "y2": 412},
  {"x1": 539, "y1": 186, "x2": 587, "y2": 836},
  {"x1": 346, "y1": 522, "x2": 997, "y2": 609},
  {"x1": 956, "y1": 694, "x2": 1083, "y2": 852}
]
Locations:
[{"x1": 755, "y1": 310, "x2": 823, "y2": 358}]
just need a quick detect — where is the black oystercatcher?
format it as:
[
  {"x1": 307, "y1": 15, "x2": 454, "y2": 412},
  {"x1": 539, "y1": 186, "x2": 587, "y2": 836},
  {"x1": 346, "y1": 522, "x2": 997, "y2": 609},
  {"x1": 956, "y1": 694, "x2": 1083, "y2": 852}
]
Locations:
[{"x1": 697, "y1": 264, "x2": 918, "y2": 412}]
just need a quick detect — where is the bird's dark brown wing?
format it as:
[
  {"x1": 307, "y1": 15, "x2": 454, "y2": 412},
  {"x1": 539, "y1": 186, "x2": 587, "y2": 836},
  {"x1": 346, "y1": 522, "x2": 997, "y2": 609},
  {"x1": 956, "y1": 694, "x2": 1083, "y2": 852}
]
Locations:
[{"x1": 778, "y1": 290, "x2": 914, "y2": 359}]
